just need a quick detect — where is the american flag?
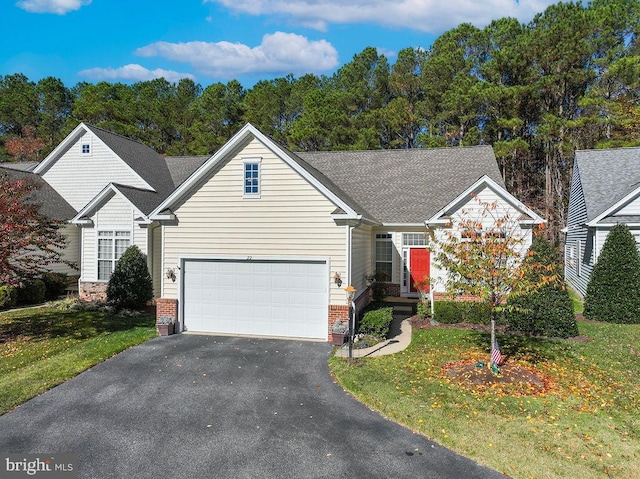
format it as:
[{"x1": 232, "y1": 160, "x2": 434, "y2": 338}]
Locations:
[{"x1": 491, "y1": 340, "x2": 502, "y2": 366}]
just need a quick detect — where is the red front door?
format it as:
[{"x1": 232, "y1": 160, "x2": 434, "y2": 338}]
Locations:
[{"x1": 409, "y1": 248, "x2": 430, "y2": 293}]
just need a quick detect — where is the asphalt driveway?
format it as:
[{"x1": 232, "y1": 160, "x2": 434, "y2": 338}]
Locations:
[{"x1": 0, "y1": 335, "x2": 504, "y2": 478}]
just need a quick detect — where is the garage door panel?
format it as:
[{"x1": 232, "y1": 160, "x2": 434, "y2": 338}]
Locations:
[{"x1": 182, "y1": 259, "x2": 328, "y2": 339}]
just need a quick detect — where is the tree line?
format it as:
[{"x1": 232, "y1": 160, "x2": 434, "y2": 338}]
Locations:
[{"x1": 1, "y1": 0, "x2": 638, "y2": 241}]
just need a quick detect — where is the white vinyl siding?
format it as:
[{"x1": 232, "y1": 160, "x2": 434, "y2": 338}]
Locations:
[
  {"x1": 46, "y1": 224, "x2": 81, "y2": 276},
  {"x1": 81, "y1": 192, "x2": 148, "y2": 282},
  {"x1": 565, "y1": 163, "x2": 591, "y2": 296},
  {"x1": 162, "y1": 138, "x2": 346, "y2": 305},
  {"x1": 351, "y1": 225, "x2": 372, "y2": 293},
  {"x1": 41, "y1": 131, "x2": 149, "y2": 211},
  {"x1": 616, "y1": 195, "x2": 640, "y2": 216},
  {"x1": 152, "y1": 226, "x2": 162, "y2": 299}
]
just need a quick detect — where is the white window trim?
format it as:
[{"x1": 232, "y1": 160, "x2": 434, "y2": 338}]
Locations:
[
  {"x1": 242, "y1": 157, "x2": 262, "y2": 198},
  {"x1": 96, "y1": 229, "x2": 132, "y2": 282},
  {"x1": 576, "y1": 239, "x2": 581, "y2": 277},
  {"x1": 80, "y1": 135, "x2": 92, "y2": 155}
]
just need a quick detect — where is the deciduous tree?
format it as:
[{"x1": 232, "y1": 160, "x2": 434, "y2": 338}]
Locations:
[
  {"x1": 0, "y1": 173, "x2": 69, "y2": 286},
  {"x1": 435, "y1": 197, "x2": 552, "y2": 358}
]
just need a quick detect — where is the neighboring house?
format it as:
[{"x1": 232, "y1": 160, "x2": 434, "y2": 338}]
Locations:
[
  {"x1": 565, "y1": 147, "x2": 640, "y2": 297},
  {"x1": 5, "y1": 122, "x2": 544, "y2": 341}
]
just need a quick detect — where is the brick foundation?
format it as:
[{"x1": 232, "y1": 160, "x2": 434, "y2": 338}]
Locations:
[
  {"x1": 79, "y1": 282, "x2": 107, "y2": 302},
  {"x1": 328, "y1": 305, "x2": 349, "y2": 330}
]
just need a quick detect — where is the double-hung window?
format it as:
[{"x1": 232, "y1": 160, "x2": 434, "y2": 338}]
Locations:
[
  {"x1": 243, "y1": 159, "x2": 261, "y2": 197},
  {"x1": 375, "y1": 233, "x2": 393, "y2": 281},
  {"x1": 97, "y1": 231, "x2": 131, "y2": 281}
]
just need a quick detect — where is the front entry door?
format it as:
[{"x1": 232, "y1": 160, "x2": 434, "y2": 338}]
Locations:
[{"x1": 409, "y1": 248, "x2": 430, "y2": 293}]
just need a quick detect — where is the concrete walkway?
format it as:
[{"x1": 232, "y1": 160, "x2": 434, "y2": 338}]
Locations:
[{"x1": 334, "y1": 315, "x2": 413, "y2": 358}]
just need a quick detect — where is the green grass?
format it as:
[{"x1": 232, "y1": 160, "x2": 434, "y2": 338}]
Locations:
[
  {"x1": 0, "y1": 304, "x2": 156, "y2": 415},
  {"x1": 569, "y1": 286, "x2": 584, "y2": 314},
  {"x1": 330, "y1": 321, "x2": 640, "y2": 479}
]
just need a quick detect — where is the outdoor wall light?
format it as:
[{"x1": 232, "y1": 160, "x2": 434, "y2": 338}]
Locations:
[
  {"x1": 333, "y1": 272, "x2": 342, "y2": 287},
  {"x1": 165, "y1": 268, "x2": 176, "y2": 282}
]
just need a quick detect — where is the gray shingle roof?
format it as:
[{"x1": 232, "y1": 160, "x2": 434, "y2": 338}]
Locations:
[
  {"x1": 0, "y1": 161, "x2": 38, "y2": 172},
  {"x1": 574, "y1": 147, "x2": 640, "y2": 221},
  {"x1": 85, "y1": 125, "x2": 176, "y2": 199},
  {"x1": 297, "y1": 146, "x2": 504, "y2": 224},
  {"x1": 165, "y1": 156, "x2": 210, "y2": 187},
  {"x1": 0, "y1": 167, "x2": 76, "y2": 221}
]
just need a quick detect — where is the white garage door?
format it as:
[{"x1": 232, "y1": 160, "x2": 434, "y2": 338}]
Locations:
[{"x1": 182, "y1": 258, "x2": 328, "y2": 340}]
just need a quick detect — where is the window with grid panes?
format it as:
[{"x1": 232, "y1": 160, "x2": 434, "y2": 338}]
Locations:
[
  {"x1": 97, "y1": 231, "x2": 131, "y2": 280},
  {"x1": 375, "y1": 233, "x2": 393, "y2": 281}
]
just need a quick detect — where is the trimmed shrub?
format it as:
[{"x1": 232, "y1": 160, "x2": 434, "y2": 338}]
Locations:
[
  {"x1": 0, "y1": 285, "x2": 18, "y2": 310},
  {"x1": 508, "y1": 237, "x2": 579, "y2": 338},
  {"x1": 17, "y1": 279, "x2": 46, "y2": 305},
  {"x1": 106, "y1": 245, "x2": 153, "y2": 309},
  {"x1": 41, "y1": 272, "x2": 69, "y2": 300},
  {"x1": 434, "y1": 301, "x2": 492, "y2": 324},
  {"x1": 358, "y1": 306, "x2": 393, "y2": 338},
  {"x1": 417, "y1": 301, "x2": 430, "y2": 318},
  {"x1": 584, "y1": 224, "x2": 640, "y2": 324}
]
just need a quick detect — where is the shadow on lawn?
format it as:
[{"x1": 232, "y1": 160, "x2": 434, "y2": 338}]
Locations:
[{"x1": 0, "y1": 307, "x2": 155, "y2": 343}]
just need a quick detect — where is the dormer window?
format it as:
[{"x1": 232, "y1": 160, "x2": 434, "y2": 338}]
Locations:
[{"x1": 243, "y1": 158, "x2": 261, "y2": 198}]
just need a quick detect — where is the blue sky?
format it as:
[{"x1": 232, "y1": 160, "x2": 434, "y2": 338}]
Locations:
[{"x1": 3, "y1": 0, "x2": 559, "y2": 87}]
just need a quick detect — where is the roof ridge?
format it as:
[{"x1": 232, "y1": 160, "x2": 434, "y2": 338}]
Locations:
[
  {"x1": 85, "y1": 123, "x2": 158, "y2": 151},
  {"x1": 296, "y1": 144, "x2": 493, "y2": 155}
]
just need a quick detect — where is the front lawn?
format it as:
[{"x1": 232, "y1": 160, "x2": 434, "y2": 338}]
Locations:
[
  {"x1": 330, "y1": 320, "x2": 640, "y2": 479},
  {"x1": 0, "y1": 303, "x2": 156, "y2": 415}
]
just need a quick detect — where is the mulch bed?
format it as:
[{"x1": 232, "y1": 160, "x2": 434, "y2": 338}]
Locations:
[{"x1": 442, "y1": 360, "x2": 553, "y2": 395}]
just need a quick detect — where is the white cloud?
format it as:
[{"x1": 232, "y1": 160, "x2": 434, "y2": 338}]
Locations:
[
  {"x1": 16, "y1": 0, "x2": 91, "y2": 14},
  {"x1": 206, "y1": 0, "x2": 557, "y2": 33},
  {"x1": 135, "y1": 32, "x2": 339, "y2": 79},
  {"x1": 77, "y1": 64, "x2": 195, "y2": 83}
]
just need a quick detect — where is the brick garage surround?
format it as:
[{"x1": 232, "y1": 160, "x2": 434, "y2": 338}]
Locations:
[
  {"x1": 157, "y1": 298, "x2": 178, "y2": 322},
  {"x1": 79, "y1": 282, "x2": 107, "y2": 302}
]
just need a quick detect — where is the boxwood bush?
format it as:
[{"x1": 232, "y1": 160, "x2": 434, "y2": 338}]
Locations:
[
  {"x1": 41, "y1": 272, "x2": 69, "y2": 300},
  {"x1": 358, "y1": 306, "x2": 394, "y2": 338},
  {"x1": 0, "y1": 285, "x2": 18, "y2": 310},
  {"x1": 434, "y1": 301, "x2": 492, "y2": 324},
  {"x1": 17, "y1": 279, "x2": 46, "y2": 305}
]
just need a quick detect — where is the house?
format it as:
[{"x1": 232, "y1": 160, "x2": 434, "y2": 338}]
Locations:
[
  {"x1": 565, "y1": 147, "x2": 640, "y2": 297},
  {"x1": 3, "y1": 122, "x2": 543, "y2": 341}
]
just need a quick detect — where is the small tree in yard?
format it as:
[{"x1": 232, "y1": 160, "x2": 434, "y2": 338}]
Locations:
[
  {"x1": 584, "y1": 224, "x2": 640, "y2": 324},
  {"x1": 106, "y1": 245, "x2": 153, "y2": 309},
  {"x1": 0, "y1": 173, "x2": 69, "y2": 286},
  {"x1": 435, "y1": 197, "x2": 552, "y2": 363},
  {"x1": 508, "y1": 237, "x2": 578, "y2": 338}
]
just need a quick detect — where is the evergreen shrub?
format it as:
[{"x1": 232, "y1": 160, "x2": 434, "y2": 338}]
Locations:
[
  {"x1": 106, "y1": 245, "x2": 153, "y2": 309},
  {"x1": 358, "y1": 306, "x2": 393, "y2": 338},
  {"x1": 0, "y1": 285, "x2": 18, "y2": 310},
  {"x1": 508, "y1": 237, "x2": 578, "y2": 338},
  {"x1": 434, "y1": 301, "x2": 492, "y2": 324},
  {"x1": 584, "y1": 224, "x2": 640, "y2": 323},
  {"x1": 17, "y1": 279, "x2": 46, "y2": 305}
]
